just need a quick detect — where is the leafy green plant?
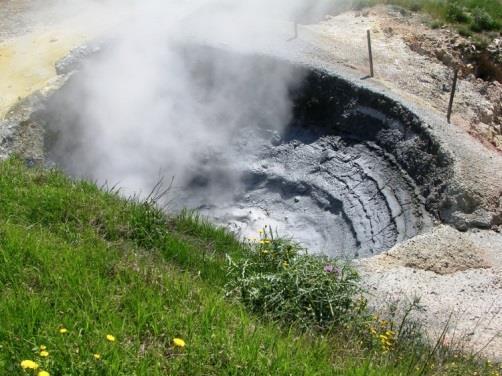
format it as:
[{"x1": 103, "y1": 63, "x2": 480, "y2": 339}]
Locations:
[
  {"x1": 471, "y1": 7, "x2": 499, "y2": 32},
  {"x1": 457, "y1": 24, "x2": 473, "y2": 37},
  {"x1": 446, "y1": 1, "x2": 470, "y2": 23},
  {"x1": 429, "y1": 20, "x2": 444, "y2": 29},
  {"x1": 225, "y1": 229, "x2": 366, "y2": 331}
]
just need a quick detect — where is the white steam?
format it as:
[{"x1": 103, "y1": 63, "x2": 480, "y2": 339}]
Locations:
[{"x1": 46, "y1": 0, "x2": 333, "y2": 198}]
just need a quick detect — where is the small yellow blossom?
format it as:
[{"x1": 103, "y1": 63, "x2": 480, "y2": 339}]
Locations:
[
  {"x1": 38, "y1": 371, "x2": 50, "y2": 376},
  {"x1": 39, "y1": 345, "x2": 46, "y2": 351},
  {"x1": 39, "y1": 350, "x2": 49, "y2": 357},
  {"x1": 20, "y1": 360, "x2": 39, "y2": 370},
  {"x1": 106, "y1": 334, "x2": 116, "y2": 342},
  {"x1": 173, "y1": 338, "x2": 186, "y2": 348},
  {"x1": 59, "y1": 328, "x2": 68, "y2": 334},
  {"x1": 93, "y1": 353, "x2": 101, "y2": 360},
  {"x1": 258, "y1": 229, "x2": 264, "y2": 234}
]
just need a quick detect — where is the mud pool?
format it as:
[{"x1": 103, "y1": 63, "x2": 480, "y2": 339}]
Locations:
[
  {"x1": 35, "y1": 47, "x2": 448, "y2": 258},
  {"x1": 173, "y1": 124, "x2": 432, "y2": 258}
]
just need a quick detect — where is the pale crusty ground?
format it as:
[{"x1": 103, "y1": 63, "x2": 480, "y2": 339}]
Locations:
[
  {"x1": 0, "y1": 0, "x2": 130, "y2": 120},
  {"x1": 356, "y1": 226, "x2": 502, "y2": 360}
]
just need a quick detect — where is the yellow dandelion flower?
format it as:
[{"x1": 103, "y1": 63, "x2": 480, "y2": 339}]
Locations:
[
  {"x1": 20, "y1": 360, "x2": 39, "y2": 370},
  {"x1": 173, "y1": 338, "x2": 186, "y2": 348},
  {"x1": 259, "y1": 240, "x2": 265, "y2": 244},
  {"x1": 264, "y1": 239, "x2": 271, "y2": 244},
  {"x1": 93, "y1": 353, "x2": 101, "y2": 360},
  {"x1": 39, "y1": 350, "x2": 49, "y2": 357},
  {"x1": 106, "y1": 334, "x2": 116, "y2": 342},
  {"x1": 59, "y1": 328, "x2": 68, "y2": 334},
  {"x1": 39, "y1": 345, "x2": 46, "y2": 351},
  {"x1": 38, "y1": 371, "x2": 50, "y2": 376}
]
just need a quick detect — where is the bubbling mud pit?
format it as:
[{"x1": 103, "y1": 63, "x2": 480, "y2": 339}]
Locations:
[{"x1": 36, "y1": 46, "x2": 450, "y2": 258}]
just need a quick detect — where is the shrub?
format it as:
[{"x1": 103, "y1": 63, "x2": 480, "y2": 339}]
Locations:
[
  {"x1": 409, "y1": 0, "x2": 422, "y2": 12},
  {"x1": 457, "y1": 24, "x2": 473, "y2": 37},
  {"x1": 429, "y1": 20, "x2": 444, "y2": 29},
  {"x1": 470, "y1": 7, "x2": 498, "y2": 32},
  {"x1": 446, "y1": 1, "x2": 470, "y2": 23},
  {"x1": 225, "y1": 229, "x2": 366, "y2": 331}
]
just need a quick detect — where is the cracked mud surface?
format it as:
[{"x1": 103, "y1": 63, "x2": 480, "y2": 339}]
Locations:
[{"x1": 175, "y1": 126, "x2": 431, "y2": 257}]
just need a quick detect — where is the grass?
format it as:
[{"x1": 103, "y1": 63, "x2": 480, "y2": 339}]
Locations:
[{"x1": 0, "y1": 158, "x2": 500, "y2": 375}]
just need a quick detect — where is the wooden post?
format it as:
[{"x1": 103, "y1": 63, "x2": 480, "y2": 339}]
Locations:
[
  {"x1": 367, "y1": 30, "x2": 374, "y2": 78},
  {"x1": 447, "y1": 68, "x2": 458, "y2": 124}
]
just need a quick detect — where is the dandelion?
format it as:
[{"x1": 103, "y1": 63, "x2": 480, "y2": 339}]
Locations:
[
  {"x1": 39, "y1": 350, "x2": 49, "y2": 357},
  {"x1": 173, "y1": 338, "x2": 186, "y2": 348},
  {"x1": 20, "y1": 360, "x2": 39, "y2": 370},
  {"x1": 59, "y1": 328, "x2": 68, "y2": 334},
  {"x1": 39, "y1": 345, "x2": 46, "y2": 351},
  {"x1": 106, "y1": 334, "x2": 116, "y2": 342},
  {"x1": 38, "y1": 371, "x2": 50, "y2": 376},
  {"x1": 93, "y1": 353, "x2": 101, "y2": 360}
]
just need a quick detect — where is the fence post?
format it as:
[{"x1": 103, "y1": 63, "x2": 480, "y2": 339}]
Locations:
[
  {"x1": 447, "y1": 68, "x2": 458, "y2": 124},
  {"x1": 367, "y1": 30, "x2": 374, "y2": 78}
]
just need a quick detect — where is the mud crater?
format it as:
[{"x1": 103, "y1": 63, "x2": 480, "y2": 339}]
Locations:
[{"x1": 34, "y1": 47, "x2": 452, "y2": 258}]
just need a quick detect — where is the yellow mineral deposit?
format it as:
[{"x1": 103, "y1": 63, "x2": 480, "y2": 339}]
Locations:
[
  {"x1": 0, "y1": 4, "x2": 130, "y2": 120},
  {"x1": 0, "y1": 29, "x2": 87, "y2": 119}
]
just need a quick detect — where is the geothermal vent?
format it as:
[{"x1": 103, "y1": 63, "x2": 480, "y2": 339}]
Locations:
[{"x1": 35, "y1": 46, "x2": 449, "y2": 258}]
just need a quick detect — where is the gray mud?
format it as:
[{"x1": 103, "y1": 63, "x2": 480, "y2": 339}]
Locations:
[
  {"x1": 33, "y1": 47, "x2": 450, "y2": 258},
  {"x1": 174, "y1": 125, "x2": 431, "y2": 257}
]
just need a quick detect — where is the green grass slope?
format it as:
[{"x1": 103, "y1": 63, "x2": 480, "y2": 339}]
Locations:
[{"x1": 0, "y1": 159, "x2": 499, "y2": 375}]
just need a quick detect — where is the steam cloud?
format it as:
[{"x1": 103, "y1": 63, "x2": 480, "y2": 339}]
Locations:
[{"x1": 46, "y1": 0, "x2": 333, "y2": 200}]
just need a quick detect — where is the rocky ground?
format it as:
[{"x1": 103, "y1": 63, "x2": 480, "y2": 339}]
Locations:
[
  {"x1": 303, "y1": 5, "x2": 502, "y2": 151},
  {"x1": 1, "y1": 0, "x2": 501, "y2": 361},
  {"x1": 356, "y1": 226, "x2": 502, "y2": 360}
]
